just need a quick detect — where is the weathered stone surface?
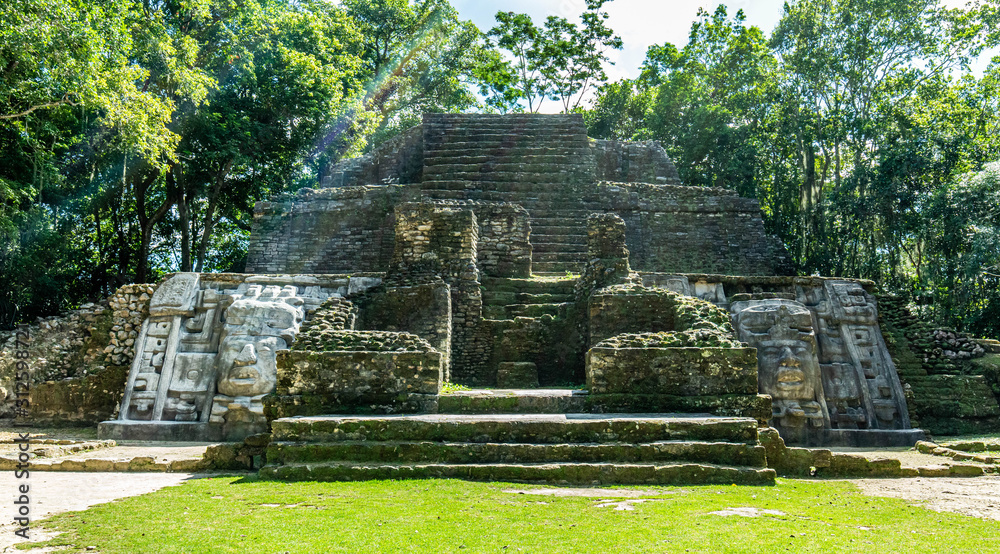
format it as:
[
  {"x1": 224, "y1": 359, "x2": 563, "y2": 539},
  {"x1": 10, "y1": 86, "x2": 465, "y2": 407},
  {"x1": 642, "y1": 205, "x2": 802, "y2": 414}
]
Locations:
[
  {"x1": 731, "y1": 299, "x2": 829, "y2": 436},
  {"x1": 249, "y1": 113, "x2": 791, "y2": 276},
  {"x1": 270, "y1": 414, "x2": 760, "y2": 444},
  {"x1": 588, "y1": 284, "x2": 735, "y2": 346},
  {"x1": 265, "y1": 348, "x2": 442, "y2": 419},
  {"x1": 267, "y1": 440, "x2": 767, "y2": 467},
  {"x1": 727, "y1": 281, "x2": 919, "y2": 445},
  {"x1": 586, "y1": 347, "x2": 758, "y2": 397},
  {"x1": 104, "y1": 274, "x2": 379, "y2": 441},
  {"x1": 496, "y1": 362, "x2": 538, "y2": 388},
  {"x1": 758, "y1": 427, "x2": 832, "y2": 477},
  {"x1": 260, "y1": 461, "x2": 776, "y2": 486}
]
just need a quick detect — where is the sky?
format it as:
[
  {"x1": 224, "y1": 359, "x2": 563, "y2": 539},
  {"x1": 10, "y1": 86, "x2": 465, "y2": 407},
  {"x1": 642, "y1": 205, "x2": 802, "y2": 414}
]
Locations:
[{"x1": 450, "y1": 0, "x2": 997, "y2": 112}]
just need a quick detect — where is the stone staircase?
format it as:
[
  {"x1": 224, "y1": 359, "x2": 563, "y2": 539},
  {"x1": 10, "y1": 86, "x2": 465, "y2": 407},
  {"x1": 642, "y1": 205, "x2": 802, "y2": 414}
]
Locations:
[
  {"x1": 481, "y1": 277, "x2": 577, "y2": 320},
  {"x1": 480, "y1": 277, "x2": 583, "y2": 385},
  {"x1": 261, "y1": 413, "x2": 775, "y2": 485},
  {"x1": 420, "y1": 113, "x2": 595, "y2": 273}
]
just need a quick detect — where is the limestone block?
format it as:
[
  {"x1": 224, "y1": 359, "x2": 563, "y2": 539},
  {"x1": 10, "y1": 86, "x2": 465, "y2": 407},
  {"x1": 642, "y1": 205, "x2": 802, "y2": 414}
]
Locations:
[
  {"x1": 497, "y1": 362, "x2": 539, "y2": 389},
  {"x1": 586, "y1": 347, "x2": 758, "y2": 397},
  {"x1": 149, "y1": 273, "x2": 200, "y2": 316}
]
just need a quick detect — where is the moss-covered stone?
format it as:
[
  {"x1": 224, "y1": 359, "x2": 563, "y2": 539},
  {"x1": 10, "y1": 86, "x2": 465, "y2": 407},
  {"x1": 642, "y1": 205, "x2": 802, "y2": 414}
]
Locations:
[
  {"x1": 587, "y1": 347, "x2": 758, "y2": 397},
  {"x1": 292, "y1": 330, "x2": 434, "y2": 352},
  {"x1": 588, "y1": 284, "x2": 737, "y2": 345},
  {"x1": 595, "y1": 330, "x2": 743, "y2": 349}
]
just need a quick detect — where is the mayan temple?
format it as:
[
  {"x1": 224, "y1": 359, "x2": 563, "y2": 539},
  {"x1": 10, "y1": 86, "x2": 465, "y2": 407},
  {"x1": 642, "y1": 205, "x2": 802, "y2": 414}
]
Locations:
[{"x1": 82, "y1": 113, "x2": 937, "y2": 484}]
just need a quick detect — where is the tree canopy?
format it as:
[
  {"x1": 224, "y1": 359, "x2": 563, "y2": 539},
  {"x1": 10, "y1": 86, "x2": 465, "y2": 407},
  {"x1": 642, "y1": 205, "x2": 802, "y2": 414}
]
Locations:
[{"x1": 2, "y1": 0, "x2": 999, "y2": 339}]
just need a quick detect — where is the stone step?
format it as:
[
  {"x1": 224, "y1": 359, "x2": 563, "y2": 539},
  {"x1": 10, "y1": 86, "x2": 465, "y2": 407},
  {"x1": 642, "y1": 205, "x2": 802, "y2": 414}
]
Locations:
[
  {"x1": 423, "y1": 162, "x2": 590, "y2": 174},
  {"x1": 422, "y1": 171, "x2": 589, "y2": 184},
  {"x1": 532, "y1": 252, "x2": 587, "y2": 263},
  {"x1": 260, "y1": 461, "x2": 776, "y2": 485},
  {"x1": 481, "y1": 277, "x2": 578, "y2": 294},
  {"x1": 530, "y1": 225, "x2": 587, "y2": 236},
  {"x1": 483, "y1": 302, "x2": 573, "y2": 319},
  {"x1": 481, "y1": 291, "x2": 575, "y2": 307},
  {"x1": 270, "y1": 414, "x2": 760, "y2": 444},
  {"x1": 515, "y1": 292, "x2": 573, "y2": 303},
  {"x1": 422, "y1": 124, "x2": 587, "y2": 135},
  {"x1": 420, "y1": 181, "x2": 593, "y2": 194},
  {"x1": 424, "y1": 144, "x2": 591, "y2": 156},
  {"x1": 424, "y1": 154, "x2": 591, "y2": 167},
  {"x1": 423, "y1": 133, "x2": 588, "y2": 144},
  {"x1": 532, "y1": 261, "x2": 584, "y2": 274},
  {"x1": 423, "y1": 117, "x2": 587, "y2": 127},
  {"x1": 425, "y1": 179, "x2": 593, "y2": 194},
  {"x1": 267, "y1": 440, "x2": 767, "y2": 467},
  {"x1": 532, "y1": 241, "x2": 587, "y2": 252},
  {"x1": 529, "y1": 216, "x2": 590, "y2": 225}
]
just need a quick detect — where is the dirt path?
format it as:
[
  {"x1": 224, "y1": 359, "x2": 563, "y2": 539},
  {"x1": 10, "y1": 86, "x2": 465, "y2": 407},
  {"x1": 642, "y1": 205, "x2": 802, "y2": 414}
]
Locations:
[
  {"x1": 852, "y1": 475, "x2": 1000, "y2": 521},
  {"x1": 0, "y1": 472, "x2": 197, "y2": 553}
]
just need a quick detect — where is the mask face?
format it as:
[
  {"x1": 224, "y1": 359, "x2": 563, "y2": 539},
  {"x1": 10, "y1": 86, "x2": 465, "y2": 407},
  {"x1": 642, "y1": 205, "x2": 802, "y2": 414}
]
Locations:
[
  {"x1": 215, "y1": 298, "x2": 302, "y2": 397},
  {"x1": 756, "y1": 339, "x2": 816, "y2": 401},
  {"x1": 732, "y1": 299, "x2": 829, "y2": 428}
]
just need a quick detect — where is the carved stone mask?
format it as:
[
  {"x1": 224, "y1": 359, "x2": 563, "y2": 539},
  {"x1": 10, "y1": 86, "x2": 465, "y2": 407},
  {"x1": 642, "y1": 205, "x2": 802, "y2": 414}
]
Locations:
[
  {"x1": 732, "y1": 300, "x2": 823, "y2": 404},
  {"x1": 756, "y1": 339, "x2": 815, "y2": 400},
  {"x1": 215, "y1": 285, "x2": 304, "y2": 397}
]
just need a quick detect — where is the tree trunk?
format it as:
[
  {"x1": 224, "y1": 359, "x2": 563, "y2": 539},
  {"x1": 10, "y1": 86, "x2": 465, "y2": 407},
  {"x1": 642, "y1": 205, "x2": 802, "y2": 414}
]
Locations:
[
  {"x1": 194, "y1": 161, "x2": 232, "y2": 272},
  {"x1": 135, "y1": 166, "x2": 175, "y2": 283},
  {"x1": 177, "y1": 168, "x2": 191, "y2": 272}
]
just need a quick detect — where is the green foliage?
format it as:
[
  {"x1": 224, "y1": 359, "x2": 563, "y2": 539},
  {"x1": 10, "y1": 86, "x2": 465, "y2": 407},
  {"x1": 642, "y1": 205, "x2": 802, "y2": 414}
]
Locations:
[
  {"x1": 0, "y1": 0, "x2": 495, "y2": 319},
  {"x1": 485, "y1": 1, "x2": 621, "y2": 113},
  {"x1": 584, "y1": 0, "x2": 1000, "y2": 337}
]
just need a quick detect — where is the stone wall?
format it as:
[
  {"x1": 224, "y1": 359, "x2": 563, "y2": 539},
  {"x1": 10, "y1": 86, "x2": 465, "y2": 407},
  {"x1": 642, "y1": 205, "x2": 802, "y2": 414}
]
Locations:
[
  {"x1": 588, "y1": 285, "x2": 735, "y2": 346},
  {"x1": 266, "y1": 342, "x2": 441, "y2": 419},
  {"x1": 104, "y1": 284, "x2": 154, "y2": 367},
  {"x1": 29, "y1": 366, "x2": 130, "y2": 426},
  {"x1": 321, "y1": 124, "x2": 423, "y2": 188},
  {"x1": 0, "y1": 283, "x2": 154, "y2": 425},
  {"x1": 356, "y1": 282, "x2": 452, "y2": 378},
  {"x1": 102, "y1": 273, "x2": 382, "y2": 441},
  {"x1": 593, "y1": 140, "x2": 682, "y2": 185},
  {"x1": 248, "y1": 114, "x2": 792, "y2": 277},
  {"x1": 487, "y1": 315, "x2": 584, "y2": 387},
  {"x1": 591, "y1": 183, "x2": 793, "y2": 276},
  {"x1": 246, "y1": 185, "x2": 419, "y2": 274},
  {"x1": 587, "y1": 346, "x2": 758, "y2": 396},
  {"x1": 879, "y1": 295, "x2": 1000, "y2": 435},
  {"x1": 468, "y1": 203, "x2": 531, "y2": 278},
  {"x1": 386, "y1": 203, "x2": 488, "y2": 384}
]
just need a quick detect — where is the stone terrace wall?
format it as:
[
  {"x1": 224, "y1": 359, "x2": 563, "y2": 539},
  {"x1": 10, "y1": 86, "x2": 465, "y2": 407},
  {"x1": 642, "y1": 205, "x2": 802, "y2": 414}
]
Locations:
[
  {"x1": 0, "y1": 283, "x2": 154, "y2": 425},
  {"x1": 321, "y1": 125, "x2": 423, "y2": 188},
  {"x1": 249, "y1": 115, "x2": 792, "y2": 277},
  {"x1": 593, "y1": 140, "x2": 682, "y2": 185},
  {"x1": 246, "y1": 185, "x2": 419, "y2": 274},
  {"x1": 388, "y1": 203, "x2": 487, "y2": 384},
  {"x1": 592, "y1": 183, "x2": 793, "y2": 276},
  {"x1": 268, "y1": 346, "x2": 441, "y2": 419},
  {"x1": 878, "y1": 295, "x2": 1000, "y2": 435},
  {"x1": 427, "y1": 201, "x2": 531, "y2": 278}
]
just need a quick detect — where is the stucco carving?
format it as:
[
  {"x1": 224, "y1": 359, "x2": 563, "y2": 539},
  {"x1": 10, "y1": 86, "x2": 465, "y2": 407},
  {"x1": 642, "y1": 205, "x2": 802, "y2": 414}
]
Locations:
[{"x1": 114, "y1": 274, "x2": 380, "y2": 437}]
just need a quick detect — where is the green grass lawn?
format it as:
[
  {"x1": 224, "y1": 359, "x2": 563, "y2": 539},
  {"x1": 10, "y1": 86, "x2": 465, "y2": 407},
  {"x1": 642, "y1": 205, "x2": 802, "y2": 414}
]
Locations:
[{"x1": 26, "y1": 477, "x2": 998, "y2": 553}]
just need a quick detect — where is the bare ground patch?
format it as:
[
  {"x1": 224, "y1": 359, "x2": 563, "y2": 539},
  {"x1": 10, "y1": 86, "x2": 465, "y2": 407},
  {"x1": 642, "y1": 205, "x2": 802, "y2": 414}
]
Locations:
[{"x1": 852, "y1": 475, "x2": 1000, "y2": 521}]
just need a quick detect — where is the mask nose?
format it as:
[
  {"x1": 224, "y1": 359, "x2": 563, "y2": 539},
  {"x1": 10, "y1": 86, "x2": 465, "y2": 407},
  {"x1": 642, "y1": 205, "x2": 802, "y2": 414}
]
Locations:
[
  {"x1": 779, "y1": 345, "x2": 799, "y2": 366},
  {"x1": 234, "y1": 343, "x2": 257, "y2": 366}
]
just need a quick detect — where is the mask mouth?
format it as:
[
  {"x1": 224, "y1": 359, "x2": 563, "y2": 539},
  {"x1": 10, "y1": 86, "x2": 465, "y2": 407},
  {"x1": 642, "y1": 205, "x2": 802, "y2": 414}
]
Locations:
[
  {"x1": 228, "y1": 367, "x2": 260, "y2": 383},
  {"x1": 776, "y1": 367, "x2": 806, "y2": 389}
]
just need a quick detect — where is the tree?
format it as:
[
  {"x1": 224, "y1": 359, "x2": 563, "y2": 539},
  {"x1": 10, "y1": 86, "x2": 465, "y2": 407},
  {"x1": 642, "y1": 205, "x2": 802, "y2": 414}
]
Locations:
[
  {"x1": 485, "y1": 1, "x2": 622, "y2": 113},
  {"x1": 337, "y1": 0, "x2": 485, "y2": 152}
]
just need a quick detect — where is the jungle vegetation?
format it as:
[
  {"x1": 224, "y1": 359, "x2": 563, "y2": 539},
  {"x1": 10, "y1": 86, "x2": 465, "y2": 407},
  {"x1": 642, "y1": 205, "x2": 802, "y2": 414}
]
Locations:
[{"x1": 1, "y1": 0, "x2": 998, "y2": 337}]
